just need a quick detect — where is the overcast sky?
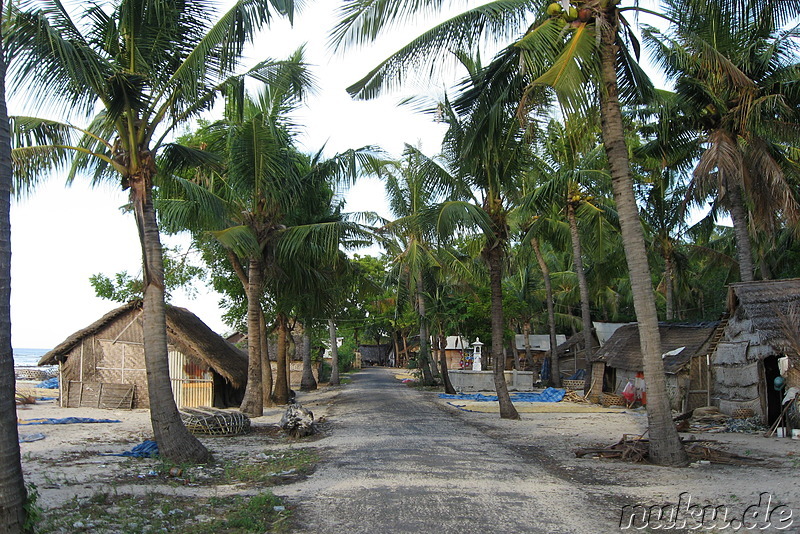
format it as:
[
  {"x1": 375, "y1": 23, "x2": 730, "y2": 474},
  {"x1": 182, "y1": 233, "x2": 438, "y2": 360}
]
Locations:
[{"x1": 9, "y1": 2, "x2": 667, "y2": 349}]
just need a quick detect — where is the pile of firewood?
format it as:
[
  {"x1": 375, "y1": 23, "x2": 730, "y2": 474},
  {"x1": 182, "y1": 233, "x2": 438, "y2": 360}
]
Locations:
[{"x1": 574, "y1": 435, "x2": 767, "y2": 466}]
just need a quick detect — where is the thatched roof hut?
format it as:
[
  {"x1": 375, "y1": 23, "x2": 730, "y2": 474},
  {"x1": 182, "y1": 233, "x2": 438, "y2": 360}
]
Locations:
[
  {"x1": 714, "y1": 279, "x2": 800, "y2": 423},
  {"x1": 590, "y1": 323, "x2": 717, "y2": 411},
  {"x1": 40, "y1": 301, "x2": 247, "y2": 409}
]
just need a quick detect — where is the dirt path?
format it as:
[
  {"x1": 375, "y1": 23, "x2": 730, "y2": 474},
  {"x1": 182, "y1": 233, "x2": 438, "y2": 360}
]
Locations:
[{"x1": 276, "y1": 368, "x2": 610, "y2": 533}]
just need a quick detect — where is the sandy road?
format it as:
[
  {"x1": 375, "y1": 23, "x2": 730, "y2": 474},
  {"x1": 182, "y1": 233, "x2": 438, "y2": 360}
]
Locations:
[{"x1": 277, "y1": 368, "x2": 613, "y2": 534}]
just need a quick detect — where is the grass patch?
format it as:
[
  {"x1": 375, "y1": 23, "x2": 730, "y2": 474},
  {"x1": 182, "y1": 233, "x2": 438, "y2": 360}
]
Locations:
[
  {"x1": 222, "y1": 448, "x2": 318, "y2": 484},
  {"x1": 35, "y1": 492, "x2": 292, "y2": 533}
]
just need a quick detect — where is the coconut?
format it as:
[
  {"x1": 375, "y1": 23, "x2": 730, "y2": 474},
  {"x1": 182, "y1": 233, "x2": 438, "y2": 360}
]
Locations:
[
  {"x1": 565, "y1": 6, "x2": 578, "y2": 21},
  {"x1": 578, "y1": 8, "x2": 592, "y2": 21},
  {"x1": 547, "y1": 2, "x2": 563, "y2": 15}
]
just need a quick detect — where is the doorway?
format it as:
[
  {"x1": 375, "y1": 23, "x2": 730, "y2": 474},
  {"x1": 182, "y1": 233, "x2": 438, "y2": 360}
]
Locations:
[{"x1": 763, "y1": 355, "x2": 783, "y2": 426}]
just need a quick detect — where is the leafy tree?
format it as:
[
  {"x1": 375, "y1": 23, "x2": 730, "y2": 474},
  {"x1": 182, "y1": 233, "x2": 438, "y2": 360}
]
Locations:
[{"x1": 89, "y1": 246, "x2": 206, "y2": 303}]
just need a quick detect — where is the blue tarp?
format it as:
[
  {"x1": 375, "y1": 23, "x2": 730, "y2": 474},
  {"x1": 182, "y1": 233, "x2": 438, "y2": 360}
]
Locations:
[
  {"x1": 18, "y1": 417, "x2": 122, "y2": 425},
  {"x1": 439, "y1": 387, "x2": 566, "y2": 403},
  {"x1": 102, "y1": 440, "x2": 159, "y2": 458},
  {"x1": 35, "y1": 377, "x2": 59, "y2": 389}
]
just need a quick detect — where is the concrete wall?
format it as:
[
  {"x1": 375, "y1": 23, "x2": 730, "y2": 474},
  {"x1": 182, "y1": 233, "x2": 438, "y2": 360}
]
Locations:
[{"x1": 447, "y1": 370, "x2": 536, "y2": 392}]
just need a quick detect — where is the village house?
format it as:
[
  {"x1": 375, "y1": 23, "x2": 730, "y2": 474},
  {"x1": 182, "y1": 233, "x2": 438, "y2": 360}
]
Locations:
[{"x1": 39, "y1": 301, "x2": 248, "y2": 409}]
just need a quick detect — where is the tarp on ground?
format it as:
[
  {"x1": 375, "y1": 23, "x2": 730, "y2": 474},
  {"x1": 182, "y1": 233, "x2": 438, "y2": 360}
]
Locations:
[{"x1": 438, "y1": 387, "x2": 566, "y2": 403}]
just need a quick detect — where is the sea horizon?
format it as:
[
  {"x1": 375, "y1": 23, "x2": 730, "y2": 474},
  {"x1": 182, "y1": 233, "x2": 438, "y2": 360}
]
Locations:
[{"x1": 13, "y1": 347, "x2": 52, "y2": 367}]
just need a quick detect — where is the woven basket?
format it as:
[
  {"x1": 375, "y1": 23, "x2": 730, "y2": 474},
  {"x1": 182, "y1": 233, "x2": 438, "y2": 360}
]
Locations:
[
  {"x1": 601, "y1": 393, "x2": 626, "y2": 407},
  {"x1": 562, "y1": 379, "x2": 585, "y2": 391},
  {"x1": 731, "y1": 408, "x2": 755, "y2": 419}
]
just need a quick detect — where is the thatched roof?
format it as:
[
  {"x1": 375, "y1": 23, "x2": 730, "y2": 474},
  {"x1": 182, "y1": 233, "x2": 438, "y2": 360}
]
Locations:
[
  {"x1": 39, "y1": 301, "x2": 248, "y2": 387},
  {"x1": 728, "y1": 278, "x2": 800, "y2": 349},
  {"x1": 591, "y1": 323, "x2": 717, "y2": 374},
  {"x1": 555, "y1": 330, "x2": 599, "y2": 358}
]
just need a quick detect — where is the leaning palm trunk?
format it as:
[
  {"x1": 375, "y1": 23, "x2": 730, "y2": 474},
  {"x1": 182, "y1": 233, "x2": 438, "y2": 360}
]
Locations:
[
  {"x1": 328, "y1": 319, "x2": 340, "y2": 386},
  {"x1": 485, "y1": 243, "x2": 519, "y2": 420},
  {"x1": 567, "y1": 203, "x2": 594, "y2": 384},
  {"x1": 728, "y1": 184, "x2": 754, "y2": 282},
  {"x1": 532, "y1": 238, "x2": 561, "y2": 387},
  {"x1": 300, "y1": 331, "x2": 317, "y2": 391},
  {"x1": 599, "y1": 6, "x2": 686, "y2": 466},
  {"x1": 133, "y1": 179, "x2": 210, "y2": 463},
  {"x1": 0, "y1": 28, "x2": 28, "y2": 528},
  {"x1": 273, "y1": 315, "x2": 290, "y2": 404},
  {"x1": 240, "y1": 258, "x2": 264, "y2": 416}
]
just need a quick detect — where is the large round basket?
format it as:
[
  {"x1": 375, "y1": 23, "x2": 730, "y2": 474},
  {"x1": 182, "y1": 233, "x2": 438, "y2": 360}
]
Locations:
[
  {"x1": 601, "y1": 393, "x2": 626, "y2": 407},
  {"x1": 562, "y1": 379, "x2": 585, "y2": 391}
]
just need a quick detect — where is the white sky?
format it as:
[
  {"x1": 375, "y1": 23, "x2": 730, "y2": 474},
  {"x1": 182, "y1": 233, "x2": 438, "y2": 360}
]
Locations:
[{"x1": 9, "y1": 2, "x2": 667, "y2": 349}]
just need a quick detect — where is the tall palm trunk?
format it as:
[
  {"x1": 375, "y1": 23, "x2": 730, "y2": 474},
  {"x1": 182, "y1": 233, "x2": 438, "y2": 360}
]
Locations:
[
  {"x1": 438, "y1": 332, "x2": 456, "y2": 395},
  {"x1": 0, "y1": 26, "x2": 28, "y2": 528},
  {"x1": 300, "y1": 330, "x2": 317, "y2": 391},
  {"x1": 664, "y1": 255, "x2": 675, "y2": 321},
  {"x1": 416, "y1": 292, "x2": 434, "y2": 385},
  {"x1": 567, "y1": 203, "x2": 594, "y2": 379},
  {"x1": 532, "y1": 238, "x2": 560, "y2": 387},
  {"x1": 728, "y1": 183, "x2": 754, "y2": 282},
  {"x1": 273, "y1": 314, "x2": 290, "y2": 403},
  {"x1": 133, "y1": 176, "x2": 210, "y2": 463},
  {"x1": 328, "y1": 319, "x2": 340, "y2": 386},
  {"x1": 485, "y1": 242, "x2": 519, "y2": 420},
  {"x1": 598, "y1": 6, "x2": 687, "y2": 466},
  {"x1": 240, "y1": 258, "x2": 264, "y2": 416},
  {"x1": 260, "y1": 314, "x2": 274, "y2": 407},
  {"x1": 522, "y1": 322, "x2": 533, "y2": 371}
]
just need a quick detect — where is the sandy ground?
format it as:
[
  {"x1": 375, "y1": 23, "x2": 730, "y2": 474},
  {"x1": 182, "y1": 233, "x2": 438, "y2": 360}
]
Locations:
[{"x1": 14, "y1": 372, "x2": 800, "y2": 532}]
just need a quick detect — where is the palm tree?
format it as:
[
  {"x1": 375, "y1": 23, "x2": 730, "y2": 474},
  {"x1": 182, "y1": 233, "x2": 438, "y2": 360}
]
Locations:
[
  {"x1": 0, "y1": 0, "x2": 27, "y2": 525},
  {"x1": 6, "y1": 0, "x2": 300, "y2": 463},
  {"x1": 643, "y1": 0, "x2": 800, "y2": 282},
  {"x1": 524, "y1": 119, "x2": 618, "y2": 380},
  {"x1": 382, "y1": 145, "x2": 456, "y2": 385},
  {"x1": 432, "y1": 61, "x2": 537, "y2": 419}
]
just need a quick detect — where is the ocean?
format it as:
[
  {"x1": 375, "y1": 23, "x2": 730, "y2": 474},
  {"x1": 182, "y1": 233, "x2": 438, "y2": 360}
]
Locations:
[{"x1": 13, "y1": 348, "x2": 51, "y2": 367}]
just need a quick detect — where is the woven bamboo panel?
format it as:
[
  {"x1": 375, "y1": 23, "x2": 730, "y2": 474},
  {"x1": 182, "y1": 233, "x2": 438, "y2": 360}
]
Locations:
[{"x1": 66, "y1": 381, "x2": 135, "y2": 409}]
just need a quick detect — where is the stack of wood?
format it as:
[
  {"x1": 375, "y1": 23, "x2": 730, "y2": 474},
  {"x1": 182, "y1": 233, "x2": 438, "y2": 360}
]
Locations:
[
  {"x1": 280, "y1": 402, "x2": 317, "y2": 438},
  {"x1": 562, "y1": 390, "x2": 591, "y2": 403},
  {"x1": 574, "y1": 435, "x2": 767, "y2": 465}
]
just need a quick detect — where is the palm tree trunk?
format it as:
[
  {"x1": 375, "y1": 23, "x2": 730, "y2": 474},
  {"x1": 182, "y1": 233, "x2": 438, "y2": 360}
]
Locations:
[
  {"x1": 240, "y1": 258, "x2": 263, "y2": 416},
  {"x1": 728, "y1": 184, "x2": 754, "y2": 282},
  {"x1": 598, "y1": 6, "x2": 687, "y2": 466},
  {"x1": 0, "y1": 31, "x2": 28, "y2": 528},
  {"x1": 328, "y1": 319, "x2": 340, "y2": 386},
  {"x1": 300, "y1": 330, "x2": 317, "y2": 391},
  {"x1": 665, "y1": 255, "x2": 675, "y2": 321},
  {"x1": 260, "y1": 314, "x2": 274, "y2": 407},
  {"x1": 485, "y1": 243, "x2": 519, "y2": 420},
  {"x1": 416, "y1": 292, "x2": 434, "y2": 385},
  {"x1": 522, "y1": 322, "x2": 533, "y2": 371},
  {"x1": 438, "y1": 333, "x2": 456, "y2": 395},
  {"x1": 133, "y1": 179, "x2": 210, "y2": 463},
  {"x1": 532, "y1": 238, "x2": 561, "y2": 387},
  {"x1": 273, "y1": 314, "x2": 290, "y2": 403},
  {"x1": 567, "y1": 203, "x2": 594, "y2": 381}
]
